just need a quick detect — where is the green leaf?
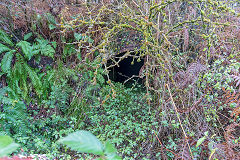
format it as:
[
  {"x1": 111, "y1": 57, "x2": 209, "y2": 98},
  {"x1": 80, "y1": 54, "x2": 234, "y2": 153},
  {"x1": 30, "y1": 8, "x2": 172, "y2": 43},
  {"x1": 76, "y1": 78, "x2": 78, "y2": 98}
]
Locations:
[
  {"x1": 196, "y1": 135, "x2": 206, "y2": 148},
  {"x1": 97, "y1": 74, "x2": 105, "y2": 85},
  {"x1": 16, "y1": 41, "x2": 33, "y2": 60},
  {"x1": 24, "y1": 32, "x2": 32, "y2": 41},
  {"x1": 0, "y1": 135, "x2": 20, "y2": 157},
  {"x1": 77, "y1": 52, "x2": 82, "y2": 61},
  {"x1": 106, "y1": 154, "x2": 122, "y2": 160},
  {"x1": 58, "y1": 130, "x2": 104, "y2": 155},
  {"x1": 74, "y1": 33, "x2": 83, "y2": 41},
  {"x1": 204, "y1": 131, "x2": 209, "y2": 136},
  {"x1": 41, "y1": 44, "x2": 55, "y2": 58},
  {"x1": 48, "y1": 24, "x2": 56, "y2": 30},
  {"x1": 0, "y1": 43, "x2": 11, "y2": 54},
  {"x1": 105, "y1": 141, "x2": 117, "y2": 154},
  {"x1": 51, "y1": 42, "x2": 57, "y2": 49},
  {"x1": 46, "y1": 13, "x2": 56, "y2": 25},
  {"x1": 1, "y1": 50, "x2": 15, "y2": 74},
  {"x1": 88, "y1": 37, "x2": 94, "y2": 43},
  {"x1": 0, "y1": 30, "x2": 14, "y2": 46},
  {"x1": 63, "y1": 44, "x2": 76, "y2": 57},
  {"x1": 105, "y1": 141, "x2": 121, "y2": 160},
  {"x1": 74, "y1": 33, "x2": 93, "y2": 43}
]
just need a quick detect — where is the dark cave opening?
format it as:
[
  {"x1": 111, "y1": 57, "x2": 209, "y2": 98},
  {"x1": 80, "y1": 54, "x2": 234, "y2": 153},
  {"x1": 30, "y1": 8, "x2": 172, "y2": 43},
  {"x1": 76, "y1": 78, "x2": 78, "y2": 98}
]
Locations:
[{"x1": 108, "y1": 52, "x2": 144, "y2": 85}]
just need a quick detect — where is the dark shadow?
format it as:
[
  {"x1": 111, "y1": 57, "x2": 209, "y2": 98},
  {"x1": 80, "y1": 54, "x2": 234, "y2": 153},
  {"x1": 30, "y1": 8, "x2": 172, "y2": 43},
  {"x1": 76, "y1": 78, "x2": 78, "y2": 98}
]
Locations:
[{"x1": 108, "y1": 52, "x2": 144, "y2": 86}]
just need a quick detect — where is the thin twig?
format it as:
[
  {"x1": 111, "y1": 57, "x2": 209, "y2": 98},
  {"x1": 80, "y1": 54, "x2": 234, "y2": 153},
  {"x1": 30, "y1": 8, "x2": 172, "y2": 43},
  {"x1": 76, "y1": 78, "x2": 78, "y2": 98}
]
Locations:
[
  {"x1": 166, "y1": 83, "x2": 194, "y2": 160},
  {"x1": 153, "y1": 130, "x2": 177, "y2": 157}
]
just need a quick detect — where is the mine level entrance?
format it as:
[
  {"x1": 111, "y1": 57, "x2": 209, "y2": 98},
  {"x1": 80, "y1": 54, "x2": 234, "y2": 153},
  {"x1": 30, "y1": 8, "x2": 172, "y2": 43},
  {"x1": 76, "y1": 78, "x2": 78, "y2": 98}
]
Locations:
[{"x1": 108, "y1": 52, "x2": 144, "y2": 86}]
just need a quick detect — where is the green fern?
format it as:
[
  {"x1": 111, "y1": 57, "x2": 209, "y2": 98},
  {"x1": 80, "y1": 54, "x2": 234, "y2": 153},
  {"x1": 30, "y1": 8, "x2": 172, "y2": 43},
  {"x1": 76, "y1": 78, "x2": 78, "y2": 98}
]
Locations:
[
  {"x1": 0, "y1": 30, "x2": 14, "y2": 46},
  {"x1": 8, "y1": 60, "x2": 27, "y2": 98},
  {"x1": 24, "y1": 63, "x2": 43, "y2": 95},
  {"x1": 0, "y1": 30, "x2": 55, "y2": 101},
  {"x1": 1, "y1": 50, "x2": 15, "y2": 74},
  {"x1": 16, "y1": 41, "x2": 34, "y2": 60},
  {"x1": 0, "y1": 87, "x2": 30, "y2": 141},
  {"x1": 0, "y1": 43, "x2": 11, "y2": 53},
  {"x1": 35, "y1": 38, "x2": 55, "y2": 58}
]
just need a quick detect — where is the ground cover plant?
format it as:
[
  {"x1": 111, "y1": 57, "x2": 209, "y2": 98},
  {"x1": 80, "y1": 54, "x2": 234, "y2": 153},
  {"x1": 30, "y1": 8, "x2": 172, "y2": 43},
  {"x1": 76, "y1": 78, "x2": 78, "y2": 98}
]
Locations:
[{"x1": 0, "y1": 0, "x2": 240, "y2": 159}]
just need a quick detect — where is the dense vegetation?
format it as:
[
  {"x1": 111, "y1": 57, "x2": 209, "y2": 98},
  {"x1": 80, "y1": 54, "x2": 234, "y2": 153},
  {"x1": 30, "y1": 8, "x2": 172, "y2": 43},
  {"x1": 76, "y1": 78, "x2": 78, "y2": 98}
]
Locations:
[{"x1": 0, "y1": 0, "x2": 240, "y2": 159}]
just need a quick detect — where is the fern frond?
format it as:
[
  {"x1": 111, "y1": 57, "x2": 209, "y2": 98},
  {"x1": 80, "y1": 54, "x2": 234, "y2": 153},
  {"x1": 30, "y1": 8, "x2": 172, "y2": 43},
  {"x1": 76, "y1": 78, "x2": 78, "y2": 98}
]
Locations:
[
  {"x1": 186, "y1": 62, "x2": 207, "y2": 76},
  {"x1": 231, "y1": 106, "x2": 240, "y2": 122},
  {"x1": 230, "y1": 74, "x2": 240, "y2": 91},
  {"x1": 222, "y1": 88, "x2": 240, "y2": 121},
  {"x1": 223, "y1": 123, "x2": 240, "y2": 159},
  {"x1": 0, "y1": 43, "x2": 11, "y2": 54},
  {"x1": 23, "y1": 63, "x2": 43, "y2": 96},
  {"x1": 16, "y1": 41, "x2": 33, "y2": 60},
  {"x1": 0, "y1": 30, "x2": 14, "y2": 46},
  {"x1": 222, "y1": 88, "x2": 240, "y2": 104},
  {"x1": 15, "y1": 55, "x2": 25, "y2": 75},
  {"x1": 35, "y1": 39, "x2": 55, "y2": 58},
  {"x1": 21, "y1": 77, "x2": 29, "y2": 100},
  {"x1": 183, "y1": 27, "x2": 189, "y2": 52},
  {"x1": 174, "y1": 62, "x2": 207, "y2": 88},
  {"x1": 7, "y1": 61, "x2": 24, "y2": 96},
  {"x1": 1, "y1": 50, "x2": 15, "y2": 74}
]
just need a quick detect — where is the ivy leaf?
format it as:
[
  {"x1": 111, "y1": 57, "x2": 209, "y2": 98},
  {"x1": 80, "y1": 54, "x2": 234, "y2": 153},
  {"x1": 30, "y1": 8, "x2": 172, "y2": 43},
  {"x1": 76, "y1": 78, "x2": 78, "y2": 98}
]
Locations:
[
  {"x1": 0, "y1": 43, "x2": 11, "y2": 54},
  {"x1": 1, "y1": 50, "x2": 15, "y2": 74},
  {"x1": 0, "y1": 135, "x2": 20, "y2": 157},
  {"x1": 58, "y1": 130, "x2": 104, "y2": 156},
  {"x1": 16, "y1": 41, "x2": 33, "y2": 60}
]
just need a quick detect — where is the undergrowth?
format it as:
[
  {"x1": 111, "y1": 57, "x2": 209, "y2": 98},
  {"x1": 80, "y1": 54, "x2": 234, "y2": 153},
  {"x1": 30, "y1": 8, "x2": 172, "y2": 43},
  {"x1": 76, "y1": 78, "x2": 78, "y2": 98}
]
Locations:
[
  {"x1": 81, "y1": 83, "x2": 159, "y2": 159},
  {"x1": 0, "y1": 0, "x2": 240, "y2": 159}
]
